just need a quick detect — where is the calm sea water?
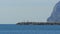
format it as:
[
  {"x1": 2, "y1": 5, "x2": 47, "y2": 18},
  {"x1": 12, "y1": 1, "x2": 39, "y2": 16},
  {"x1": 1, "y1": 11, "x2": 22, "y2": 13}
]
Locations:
[{"x1": 0, "y1": 24, "x2": 60, "y2": 34}]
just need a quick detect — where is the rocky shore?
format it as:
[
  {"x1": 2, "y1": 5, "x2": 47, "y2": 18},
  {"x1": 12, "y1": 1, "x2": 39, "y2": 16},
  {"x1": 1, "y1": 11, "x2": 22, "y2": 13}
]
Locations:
[{"x1": 16, "y1": 22, "x2": 60, "y2": 25}]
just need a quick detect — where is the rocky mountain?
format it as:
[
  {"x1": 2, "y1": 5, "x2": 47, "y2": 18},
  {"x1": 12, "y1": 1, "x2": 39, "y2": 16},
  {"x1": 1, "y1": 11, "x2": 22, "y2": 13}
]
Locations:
[{"x1": 47, "y1": 1, "x2": 60, "y2": 22}]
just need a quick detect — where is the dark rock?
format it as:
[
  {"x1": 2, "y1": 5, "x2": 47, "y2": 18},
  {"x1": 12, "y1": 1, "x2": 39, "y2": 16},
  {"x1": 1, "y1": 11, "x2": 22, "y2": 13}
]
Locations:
[{"x1": 16, "y1": 22, "x2": 60, "y2": 25}]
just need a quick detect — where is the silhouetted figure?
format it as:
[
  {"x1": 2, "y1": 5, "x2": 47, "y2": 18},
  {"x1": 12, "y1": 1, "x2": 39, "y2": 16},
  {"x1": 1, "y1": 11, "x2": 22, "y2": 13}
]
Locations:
[{"x1": 47, "y1": 1, "x2": 60, "y2": 22}]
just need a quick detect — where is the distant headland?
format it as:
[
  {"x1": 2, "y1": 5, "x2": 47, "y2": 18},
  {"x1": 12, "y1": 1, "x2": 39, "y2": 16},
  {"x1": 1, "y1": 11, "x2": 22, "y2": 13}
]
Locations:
[{"x1": 16, "y1": 22, "x2": 60, "y2": 25}]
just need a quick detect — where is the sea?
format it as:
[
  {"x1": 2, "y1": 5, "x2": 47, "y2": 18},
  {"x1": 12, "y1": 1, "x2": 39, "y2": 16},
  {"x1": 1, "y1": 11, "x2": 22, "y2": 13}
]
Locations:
[{"x1": 0, "y1": 24, "x2": 60, "y2": 34}]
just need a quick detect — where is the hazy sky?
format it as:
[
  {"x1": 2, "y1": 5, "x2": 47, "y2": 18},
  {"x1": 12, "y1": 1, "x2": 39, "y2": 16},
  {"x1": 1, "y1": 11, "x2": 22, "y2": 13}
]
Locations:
[{"x1": 0, "y1": 0, "x2": 59, "y2": 24}]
